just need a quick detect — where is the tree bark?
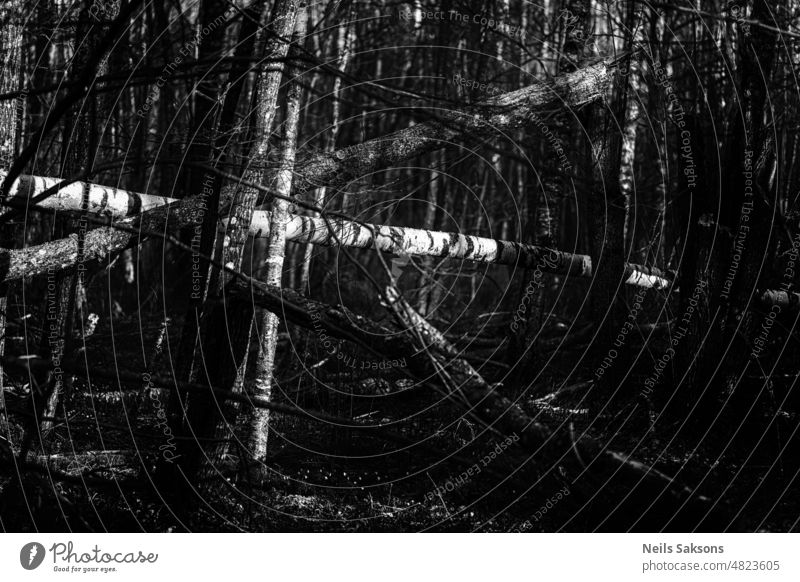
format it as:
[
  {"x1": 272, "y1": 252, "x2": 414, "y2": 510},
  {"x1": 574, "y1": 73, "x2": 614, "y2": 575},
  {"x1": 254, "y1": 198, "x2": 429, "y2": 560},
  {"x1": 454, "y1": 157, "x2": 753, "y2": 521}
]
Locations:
[
  {"x1": 0, "y1": 2, "x2": 21, "y2": 451},
  {"x1": 178, "y1": 0, "x2": 302, "y2": 486},
  {"x1": 290, "y1": 61, "x2": 612, "y2": 196},
  {"x1": 247, "y1": 0, "x2": 307, "y2": 468},
  {"x1": 170, "y1": 0, "x2": 237, "y2": 389},
  {"x1": 0, "y1": 209, "x2": 675, "y2": 289}
]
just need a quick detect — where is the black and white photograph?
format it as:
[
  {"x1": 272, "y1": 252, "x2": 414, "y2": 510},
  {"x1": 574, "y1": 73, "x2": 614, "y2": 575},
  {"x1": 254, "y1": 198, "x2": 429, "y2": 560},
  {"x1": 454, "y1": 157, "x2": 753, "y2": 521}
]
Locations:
[{"x1": 0, "y1": 0, "x2": 799, "y2": 563}]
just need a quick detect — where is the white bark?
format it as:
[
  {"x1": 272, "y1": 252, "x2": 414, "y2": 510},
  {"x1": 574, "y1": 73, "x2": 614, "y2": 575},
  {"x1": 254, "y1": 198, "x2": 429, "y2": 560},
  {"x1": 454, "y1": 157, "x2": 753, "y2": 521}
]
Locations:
[
  {"x1": 0, "y1": 171, "x2": 172, "y2": 218},
  {"x1": 253, "y1": 214, "x2": 674, "y2": 289},
  {"x1": 248, "y1": 2, "x2": 308, "y2": 462},
  {"x1": 1, "y1": 205, "x2": 673, "y2": 289}
]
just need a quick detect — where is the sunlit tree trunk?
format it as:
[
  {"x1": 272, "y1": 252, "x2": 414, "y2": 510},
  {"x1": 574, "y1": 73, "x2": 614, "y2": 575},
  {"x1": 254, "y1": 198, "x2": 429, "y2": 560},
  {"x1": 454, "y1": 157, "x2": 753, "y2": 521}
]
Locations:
[
  {"x1": 175, "y1": 0, "x2": 300, "y2": 487},
  {"x1": 247, "y1": 1, "x2": 308, "y2": 468}
]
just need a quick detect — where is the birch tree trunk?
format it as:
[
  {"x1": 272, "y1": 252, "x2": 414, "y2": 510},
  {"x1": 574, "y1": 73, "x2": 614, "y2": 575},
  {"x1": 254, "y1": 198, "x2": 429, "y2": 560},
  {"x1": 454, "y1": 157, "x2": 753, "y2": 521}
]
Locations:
[
  {"x1": 620, "y1": 41, "x2": 642, "y2": 257},
  {"x1": 176, "y1": 0, "x2": 300, "y2": 487},
  {"x1": 416, "y1": 162, "x2": 440, "y2": 315},
  {"x1": 247, "y1": 1, "x2": 308, "y2": 468},
  {"x1": 0, "y1": 194, "x2": 674, "y2": 291}
]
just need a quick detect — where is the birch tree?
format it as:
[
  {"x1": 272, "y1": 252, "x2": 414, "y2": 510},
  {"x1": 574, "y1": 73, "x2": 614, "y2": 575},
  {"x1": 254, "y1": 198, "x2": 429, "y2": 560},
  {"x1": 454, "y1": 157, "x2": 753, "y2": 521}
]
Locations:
[
  {"x1": 247, "y1": 0, "x2": 308, "y2": 470},
  {"x1": 175, "y1": 0, "x2": 303, "y2": 485}
]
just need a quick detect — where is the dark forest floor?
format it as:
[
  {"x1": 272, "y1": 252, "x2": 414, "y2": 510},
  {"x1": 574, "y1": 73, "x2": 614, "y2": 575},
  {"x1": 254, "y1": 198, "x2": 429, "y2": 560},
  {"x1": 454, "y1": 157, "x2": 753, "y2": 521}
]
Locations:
[{"x1": 2, "y1": 310, "x2": 800, "y2": 533}]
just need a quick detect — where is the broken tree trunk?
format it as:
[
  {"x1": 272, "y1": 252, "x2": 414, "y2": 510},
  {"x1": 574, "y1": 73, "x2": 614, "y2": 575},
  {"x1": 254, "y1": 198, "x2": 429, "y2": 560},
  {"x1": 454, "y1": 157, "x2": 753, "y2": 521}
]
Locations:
[{"x1": 0, "y1": 171, "x2": 172, "y2": 219}]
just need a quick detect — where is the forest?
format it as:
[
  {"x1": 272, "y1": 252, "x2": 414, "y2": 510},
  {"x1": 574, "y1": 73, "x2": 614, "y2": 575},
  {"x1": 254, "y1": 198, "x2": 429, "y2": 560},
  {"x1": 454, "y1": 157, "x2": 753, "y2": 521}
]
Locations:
[{"x1": 0, "y1": 0, "x2": 799, "y2": 533}]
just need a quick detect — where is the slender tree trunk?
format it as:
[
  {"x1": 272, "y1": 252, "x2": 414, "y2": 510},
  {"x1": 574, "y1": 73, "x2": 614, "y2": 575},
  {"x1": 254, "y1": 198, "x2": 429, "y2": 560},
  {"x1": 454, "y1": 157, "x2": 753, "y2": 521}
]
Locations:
[
  {"x1": 620, "y1": 46, "x2": 642, "y2": 257},
  {"x1": 715, "y1": 0, "x2": 779, "y2": 415},
  {"x1": 583, "y1": 1, "x2": 634, "y2": 397},
  {"x1": 174, "y1": 0, "x2": 301, "y2": 488},
  {"x1": 299, "y1": 7, "x2": 353, "y2": 292},
  {"x1": 509, "y1": 0, "x2": 590, "y2": 374},
  {"x1": 417, "y1": 163, "x2": 440, "y2": 315},
  {"x1": 247, "y1": 1, "x2": 308, "y2": 468},
  {"x1": 161, "y1": 1, "x2": 272, "y2": 494},
  {"x1": 171, "y1": 0, "x2": 234, "y2": 387}
]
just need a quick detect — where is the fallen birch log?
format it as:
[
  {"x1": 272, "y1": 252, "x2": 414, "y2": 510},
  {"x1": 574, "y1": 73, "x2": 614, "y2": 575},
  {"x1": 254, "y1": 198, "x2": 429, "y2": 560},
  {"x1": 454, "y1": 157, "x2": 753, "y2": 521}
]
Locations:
[
  {"x1": 0, "y1": 208, "x2": 673, "y2": 288},
  {"x1": 265, "y1": 215, "x2": 674, "y2": 288},
  {"x1": 0, "y1": 171, "x2": 171, "y2": 219},
  {"x1": 8, "y1": 198, "x2": 800, "y2": 302}
]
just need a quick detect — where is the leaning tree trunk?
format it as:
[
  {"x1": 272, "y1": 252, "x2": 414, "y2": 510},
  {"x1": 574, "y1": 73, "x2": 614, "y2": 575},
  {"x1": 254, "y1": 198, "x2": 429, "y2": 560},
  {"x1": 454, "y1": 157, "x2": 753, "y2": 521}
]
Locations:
[
  {"x1": 247, "y1": 0, "x2": 308, "y2": 471},
  {"x1": 2, "y1": 60, "x2": 614, "y2": 220}
]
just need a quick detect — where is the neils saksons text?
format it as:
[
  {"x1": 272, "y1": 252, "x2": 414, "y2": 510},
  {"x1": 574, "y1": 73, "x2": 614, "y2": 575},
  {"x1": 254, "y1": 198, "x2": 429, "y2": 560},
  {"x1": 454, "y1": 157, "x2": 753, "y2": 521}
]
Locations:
[{"x1": 643, "y1": 543, "x2": 724, "y2": 554}]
